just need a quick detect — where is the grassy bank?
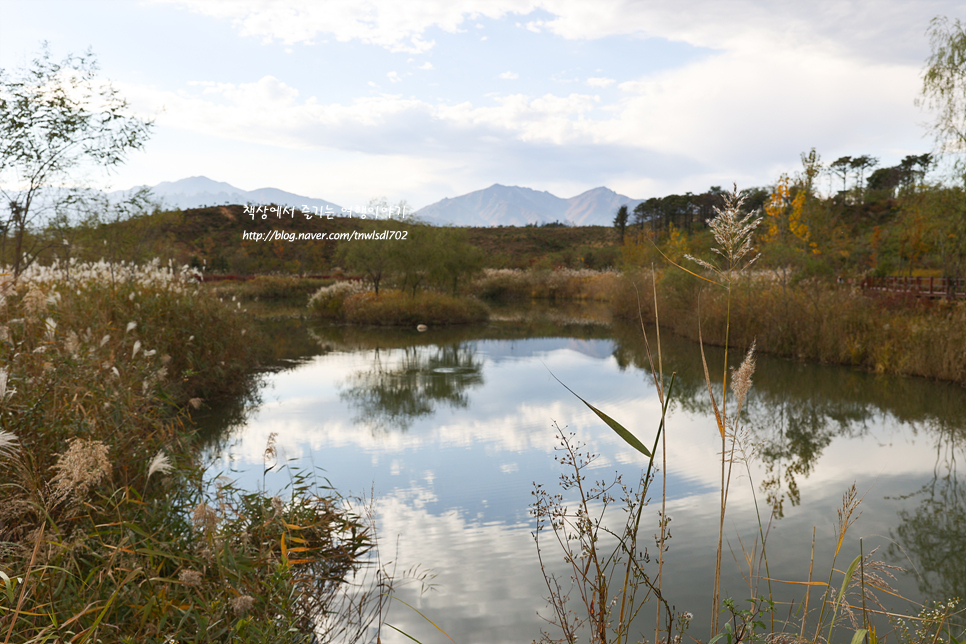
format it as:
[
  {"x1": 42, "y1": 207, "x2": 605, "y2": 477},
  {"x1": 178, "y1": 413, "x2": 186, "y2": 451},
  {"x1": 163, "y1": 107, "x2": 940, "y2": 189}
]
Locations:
[
  {"x1": 0, "y1": 261, "x2": 380, "y2": 643},
  {"x1": 473, "y1": 267, "x2": 620, "y2": 301},
  {"x1": 309, "y1": 282, "x2": 489, "y2": 326},
  {"x1": 611, "y1": 268, "x2": 966, "y2": 386}
]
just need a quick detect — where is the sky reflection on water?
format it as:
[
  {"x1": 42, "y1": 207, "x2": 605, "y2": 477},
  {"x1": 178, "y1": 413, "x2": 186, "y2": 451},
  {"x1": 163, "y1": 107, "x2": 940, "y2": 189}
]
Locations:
[{"x1": 203, "y1": 320, "x2": 966, "y2": 643}]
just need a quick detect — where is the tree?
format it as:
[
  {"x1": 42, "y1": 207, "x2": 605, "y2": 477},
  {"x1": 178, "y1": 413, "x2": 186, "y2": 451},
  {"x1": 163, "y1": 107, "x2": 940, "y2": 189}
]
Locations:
[
  {"x1": 829, "y1": 156, "x2": 852, "y2": 195},
  {"x1": 613, "y1": 205, "x2": 628, "y2": 244},
  {"x1": 920, "y1": 16, "x2": 966, "y2": 176},
  {"x1": 0, "y1": 43, "x2": 153, "y2": 277},
  {"x1": 430, "y1": 227, "x2": 485, "y2": 295},
  {"x1": 336, "y1": 220, "x2": 395, "y2": 294},
  {"x1": 849, "y1": 155, "x2": 878, "y2": 202}
]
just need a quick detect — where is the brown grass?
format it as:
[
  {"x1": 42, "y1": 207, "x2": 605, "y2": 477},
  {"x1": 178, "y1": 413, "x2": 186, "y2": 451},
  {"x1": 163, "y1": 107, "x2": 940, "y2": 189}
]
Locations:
[{"x1": 612, "y1": 269, "x2": 966, "y2": 386}]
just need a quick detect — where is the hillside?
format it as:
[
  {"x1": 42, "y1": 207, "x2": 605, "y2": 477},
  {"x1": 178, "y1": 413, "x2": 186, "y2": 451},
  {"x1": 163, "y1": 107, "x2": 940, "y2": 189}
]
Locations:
[{"x1": 47, "y1": 205, "x2": 622, "y2": 274}]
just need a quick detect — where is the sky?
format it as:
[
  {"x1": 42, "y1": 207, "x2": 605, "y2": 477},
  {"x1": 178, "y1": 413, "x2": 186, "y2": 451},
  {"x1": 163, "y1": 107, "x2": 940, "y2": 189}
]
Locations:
[{"x1": 0, "y1": 0, "x2": 959, "y2": 210}]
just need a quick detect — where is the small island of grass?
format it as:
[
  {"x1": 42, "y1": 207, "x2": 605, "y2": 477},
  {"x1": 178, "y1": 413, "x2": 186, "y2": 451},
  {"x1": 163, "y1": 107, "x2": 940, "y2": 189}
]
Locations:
[{"x1": 309, "y1": 281, "x2": 489, "y2": 326}]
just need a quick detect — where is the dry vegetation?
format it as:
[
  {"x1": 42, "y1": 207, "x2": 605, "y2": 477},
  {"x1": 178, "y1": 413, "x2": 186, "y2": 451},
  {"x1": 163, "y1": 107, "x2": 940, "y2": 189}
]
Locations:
[{"x1": 0, "y1": 261, "x2": 385, "y2": 643}]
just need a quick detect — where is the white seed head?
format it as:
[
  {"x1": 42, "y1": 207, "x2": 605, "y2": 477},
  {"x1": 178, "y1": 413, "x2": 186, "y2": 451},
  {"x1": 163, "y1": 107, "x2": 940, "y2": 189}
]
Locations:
[
  {"x1": 0, "y1": 430, "x2": 20, "y2": 460},
  {"x1": 232, "y1": 595, "x2": 255, "y2": 615},
  {"x1": 685, "y1": 185, "x2": 762, "y2": 281},
  {"x1": 147, "y1": 450, "x2": 173, "y2": 479},
  {"x1": 178, "y1": 569, "x2": 203, "y2": 586},
  {"x1": 50, "y1": 438, "x2": 112, "y2": 503},
  {"x1": 731, "y1": 341, "x2": 757, "y2": 416},
  {"x1": 0, "y1": 368, "x2": 14, "y2": 402}
]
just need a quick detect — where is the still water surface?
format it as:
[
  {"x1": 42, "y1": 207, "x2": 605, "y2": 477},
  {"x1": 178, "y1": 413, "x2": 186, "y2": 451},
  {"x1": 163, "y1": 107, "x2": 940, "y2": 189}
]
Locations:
[{"x1": 200, "y1": 309, "x2": 966, "y2": 644}]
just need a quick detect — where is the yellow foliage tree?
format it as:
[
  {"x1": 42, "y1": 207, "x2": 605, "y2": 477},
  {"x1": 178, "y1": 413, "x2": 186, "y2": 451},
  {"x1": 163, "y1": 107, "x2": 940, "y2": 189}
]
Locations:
[{"x1": 764, "y1": 174, "x2": 820, "y2": 255}]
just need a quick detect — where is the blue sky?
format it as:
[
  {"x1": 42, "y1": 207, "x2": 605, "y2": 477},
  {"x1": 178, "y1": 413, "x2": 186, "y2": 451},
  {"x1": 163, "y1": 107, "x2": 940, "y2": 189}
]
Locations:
[{"x1": 0, "y1": 0, "x2": 956, "y2": 210}]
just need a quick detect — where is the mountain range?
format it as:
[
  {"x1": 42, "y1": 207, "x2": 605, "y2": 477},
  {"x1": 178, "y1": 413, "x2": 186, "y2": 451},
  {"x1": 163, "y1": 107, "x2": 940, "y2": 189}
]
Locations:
[
  {"x1": 115, "y1": 176, "x2": 643, "y2": 227},
  {"x1": 109, "y1": 176, "x2": 343, "y2": 214}
]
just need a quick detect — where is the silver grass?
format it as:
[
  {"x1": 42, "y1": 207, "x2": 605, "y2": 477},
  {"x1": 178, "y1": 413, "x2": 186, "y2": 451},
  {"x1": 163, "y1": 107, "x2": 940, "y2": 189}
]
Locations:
[
  {"x1": 685, "y1": 185, "x2": 762, "y2": 281},
  {"x1": 50, "y1": 438, "x2": 111, "y2": 503},
  {"x1": 147, "y1": 450, "x2": 173, "y2": 479},
  {"x1": 0, "y1": 430, "x2": 20, "y2": 460},
  {"x1": 730, "y1": 341, "x2": 757, "y2": 417},
  {"x1": 0, "y1": 368, "x2": 14, "y2": 401}
]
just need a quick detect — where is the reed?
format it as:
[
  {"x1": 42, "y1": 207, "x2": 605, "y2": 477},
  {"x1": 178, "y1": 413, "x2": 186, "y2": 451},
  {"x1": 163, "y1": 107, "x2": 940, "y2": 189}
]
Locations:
[
  {"x1": 612, "y1": 270, "x2": 966, "y2": 386},
  {"x1": 537, "y1": 187, "x2": 966, "y2": 644},
  {"x1": 309, "y1": 286, "x2": 490, "y2": 326},
  {"x1": 0, "y1": 260, "x2": 387, "y2": 642},
  {"x1": 474, "y1": 268, "x2": 620, "y2": 302}
]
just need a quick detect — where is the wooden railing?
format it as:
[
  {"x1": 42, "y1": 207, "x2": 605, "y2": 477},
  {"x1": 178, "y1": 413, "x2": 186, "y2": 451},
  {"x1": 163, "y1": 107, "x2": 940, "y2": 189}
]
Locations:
[{"x1": 860, "y1": 275, "x2": 966, "y2": 299}]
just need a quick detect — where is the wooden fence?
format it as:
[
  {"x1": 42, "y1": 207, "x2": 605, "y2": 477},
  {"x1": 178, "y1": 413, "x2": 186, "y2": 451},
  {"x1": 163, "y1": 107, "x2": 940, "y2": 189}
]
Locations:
[{"x1": 860, "y1": 275, "x2": 966, "y2": 299}]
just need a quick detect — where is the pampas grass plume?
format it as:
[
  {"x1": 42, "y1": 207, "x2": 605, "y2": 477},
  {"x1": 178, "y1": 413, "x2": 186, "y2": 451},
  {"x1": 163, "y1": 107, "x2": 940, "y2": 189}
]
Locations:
[{"x1": 147, "y1": 450, "x2": 172, "y2": 479}]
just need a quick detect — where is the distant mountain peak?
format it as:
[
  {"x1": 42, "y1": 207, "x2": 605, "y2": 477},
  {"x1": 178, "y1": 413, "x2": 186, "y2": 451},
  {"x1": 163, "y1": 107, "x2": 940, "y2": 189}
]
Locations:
[
  {"x1": 416, "y1": 184, "x2": 643, "y2": 227},
  {"x1": 111, "y1": 177, "x2": 343, "y2": 212}
]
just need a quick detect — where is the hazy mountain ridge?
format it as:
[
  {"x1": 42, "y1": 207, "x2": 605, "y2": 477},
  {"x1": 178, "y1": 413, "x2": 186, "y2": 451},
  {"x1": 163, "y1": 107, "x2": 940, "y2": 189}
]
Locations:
[
  {"x1": 110, "y1": 176, "x2": 344, "y2": 213},
  {"x1": 115, "y1": 177, "x2": 643, "y2": 227},
  {"x1": 416, "y1": 184, "x2": 644, "y2": 226}
]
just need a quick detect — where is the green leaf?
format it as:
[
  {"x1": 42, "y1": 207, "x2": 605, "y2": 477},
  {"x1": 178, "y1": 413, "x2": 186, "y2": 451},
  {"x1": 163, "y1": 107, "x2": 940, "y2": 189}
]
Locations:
[
  {"x1": 850, "y1": 628, "x2": 868, "y2": 644},
  {"x1": 837, "y1": 555, "x2": 863, "y2": 606},
  {"x1": 547, "y1": 370, "x2": 651, "y2": 457}
]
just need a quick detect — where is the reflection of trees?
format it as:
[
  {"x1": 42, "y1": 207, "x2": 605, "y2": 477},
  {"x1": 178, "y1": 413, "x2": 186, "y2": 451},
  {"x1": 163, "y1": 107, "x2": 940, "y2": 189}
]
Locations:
[
  {"x1": 890, "y1": 424, "x2": 966, "y2": 603},
  {"x1": 196, "y1": 318, "x2": 326, "y2": 461},
  {"x1": 340, "y1": 343, "x2": 484, "y2": 432},
  {"x1": 609, "y1": 319, "x2": 966, "y2": 514}
]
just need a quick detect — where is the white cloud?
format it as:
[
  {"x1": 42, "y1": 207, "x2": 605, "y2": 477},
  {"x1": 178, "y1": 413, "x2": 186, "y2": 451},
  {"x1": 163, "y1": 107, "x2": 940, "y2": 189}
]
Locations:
[
  {"x1": 124, "y1": 0, "x2": 940, "y2": 202},
  {"x1": 153, "y1": 0, "x2": 541, "y2": 53},
  {"x1": 152, "y1": 0, "x2": 951, "y2": 64}
]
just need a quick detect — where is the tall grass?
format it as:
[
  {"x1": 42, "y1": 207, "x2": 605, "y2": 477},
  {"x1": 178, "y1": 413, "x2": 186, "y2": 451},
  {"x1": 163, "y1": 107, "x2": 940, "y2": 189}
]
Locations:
[
  {"x1": 537, "y1": 188, "x2": 966, "y2": 644},
  {"x1": 474, "y1": 268, "x2": 620, "y2": 301},
  {"x1": 0, "y1": 260, "x2": 387, "y2": 642},
  {"x1": 309, "y1": 284, "x2": 490, "y2": 326},
  {"x1": 612, "y1": 271, "x2": 966, "y2": 386}
]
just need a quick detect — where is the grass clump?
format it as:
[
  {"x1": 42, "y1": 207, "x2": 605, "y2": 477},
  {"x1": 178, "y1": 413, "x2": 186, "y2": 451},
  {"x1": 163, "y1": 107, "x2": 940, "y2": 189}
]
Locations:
[
  {"x1": 212, "y1": 275, "x2": 336, "y2": 304},
  {"x1": 308, "y1": 280, "x2": 370, "y2": 320},
  {"x1": 0, "y1": 260, "x2": 385, "y2": 643},
  {"x1": 310, "y1": 285, "x2": 489, "y2": 326},
  {"x1": 474, "y1": 267, "x2": 620, "y2": 301}
]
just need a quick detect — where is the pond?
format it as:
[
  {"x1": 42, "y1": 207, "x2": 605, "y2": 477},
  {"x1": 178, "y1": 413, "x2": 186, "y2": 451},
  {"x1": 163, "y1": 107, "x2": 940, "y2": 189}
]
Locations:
[{"x1": 198, "y1": 305, "x2": 966, "y2": 644}]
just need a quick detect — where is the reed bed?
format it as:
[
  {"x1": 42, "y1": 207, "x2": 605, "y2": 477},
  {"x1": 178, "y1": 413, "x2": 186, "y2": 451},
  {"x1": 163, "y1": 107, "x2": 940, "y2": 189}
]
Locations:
[
  {"x1": 210, "y1": 275, "x2": 336, "y2": 304},
  {"x1": 473, "y1": 268, "x2": 621, "y2": 301},
  {"x1": 531, "y1": 189, "x2": 966, "y2": 644},
  {"x1": 0, "y1": 260, "x2": 384, "y2": 643},
  {"x1": 611, "y1": 270, "x2": 966, "y2": 386},
  {"x1": 309, "y1": 284, "x2": 489, "y2": 326}
]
